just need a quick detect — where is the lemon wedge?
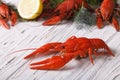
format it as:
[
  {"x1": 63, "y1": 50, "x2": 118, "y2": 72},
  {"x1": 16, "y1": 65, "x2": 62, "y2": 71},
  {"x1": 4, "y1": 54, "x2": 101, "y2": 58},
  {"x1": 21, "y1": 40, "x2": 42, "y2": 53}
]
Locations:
[{"x1": 18, "y1": 0, "x2": 43, "y2": 20}]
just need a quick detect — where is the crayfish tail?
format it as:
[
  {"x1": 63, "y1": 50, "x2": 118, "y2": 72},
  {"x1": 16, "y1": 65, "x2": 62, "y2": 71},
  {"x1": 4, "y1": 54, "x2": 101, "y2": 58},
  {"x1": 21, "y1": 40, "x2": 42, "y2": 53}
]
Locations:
[{"x1": 90, "y1": 38, "x2": 114, "y2": 56}]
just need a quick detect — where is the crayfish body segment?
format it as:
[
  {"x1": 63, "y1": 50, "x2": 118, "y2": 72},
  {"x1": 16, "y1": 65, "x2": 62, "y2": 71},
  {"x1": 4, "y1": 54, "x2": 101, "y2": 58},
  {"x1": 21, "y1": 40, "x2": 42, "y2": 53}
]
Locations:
[{"x1": 24, "y1": 36, "x2": 114, "y2": 70}]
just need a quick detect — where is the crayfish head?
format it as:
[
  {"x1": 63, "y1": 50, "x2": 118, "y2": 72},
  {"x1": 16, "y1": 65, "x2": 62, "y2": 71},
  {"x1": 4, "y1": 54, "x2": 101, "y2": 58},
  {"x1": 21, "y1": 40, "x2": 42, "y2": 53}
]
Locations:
[
  {"x1": 54, "y1": 36, "x2": 77, "y2": 52},
  {"x1": 54, "y1": 44, "x2": 66, "y2": 52}
]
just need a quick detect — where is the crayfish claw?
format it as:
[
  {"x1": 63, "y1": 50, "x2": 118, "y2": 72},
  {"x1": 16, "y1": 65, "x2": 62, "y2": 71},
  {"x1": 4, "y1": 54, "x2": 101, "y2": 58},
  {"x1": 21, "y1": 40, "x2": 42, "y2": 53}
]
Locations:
[
  {"x1": 30, "y1": 54, "x2": 74, "y2": 70},
  {"x1": 24, "y1": 42, "x2": 62, "y2": 59},
  {"x1": 24, "y1": 50, "x2": 40, "y2": 59},
  {"x1": 42, "y1": 16, "x2": 62, "y2": 26}
]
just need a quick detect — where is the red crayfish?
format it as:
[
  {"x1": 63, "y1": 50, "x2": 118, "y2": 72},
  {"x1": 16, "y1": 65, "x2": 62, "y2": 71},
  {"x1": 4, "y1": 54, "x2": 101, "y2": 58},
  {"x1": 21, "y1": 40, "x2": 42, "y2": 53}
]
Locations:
[
  {"x1": 96, "y1": 0, "x2": 120, "y2": 31},
  {"x1": 42, "y1": 0, "x2": 94, "y2": 26},
  {"x1": 0, "y1": 2, "x2": 17, "y2": 29},
  {"x1": 24, "y1": 36, "x2": 114, "y2": 70}
]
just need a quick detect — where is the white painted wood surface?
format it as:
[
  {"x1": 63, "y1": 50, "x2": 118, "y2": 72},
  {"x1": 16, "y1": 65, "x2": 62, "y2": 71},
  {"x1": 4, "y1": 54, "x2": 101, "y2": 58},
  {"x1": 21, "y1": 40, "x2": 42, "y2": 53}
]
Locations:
[{"x1": 0, "y1": 0, "x2": 120, "y2": 80}]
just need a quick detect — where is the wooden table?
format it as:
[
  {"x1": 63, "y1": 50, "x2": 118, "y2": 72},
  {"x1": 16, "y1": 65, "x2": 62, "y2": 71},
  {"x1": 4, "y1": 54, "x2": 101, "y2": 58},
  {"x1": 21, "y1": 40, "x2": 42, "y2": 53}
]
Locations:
[{"x1": 0, "y1": 0, "x2": 120, "y2": 80}]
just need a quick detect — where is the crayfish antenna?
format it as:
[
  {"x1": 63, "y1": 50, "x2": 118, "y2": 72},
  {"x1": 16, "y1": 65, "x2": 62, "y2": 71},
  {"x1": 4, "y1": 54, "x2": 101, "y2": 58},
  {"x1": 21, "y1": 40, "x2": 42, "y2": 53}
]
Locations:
[{"x1": 30, "y1": 54, "x2": 75, "y2": 70}]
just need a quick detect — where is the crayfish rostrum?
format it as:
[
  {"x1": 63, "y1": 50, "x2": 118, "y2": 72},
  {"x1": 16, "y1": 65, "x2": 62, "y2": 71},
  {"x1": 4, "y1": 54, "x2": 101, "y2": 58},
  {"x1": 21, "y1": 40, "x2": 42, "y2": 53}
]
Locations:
[
  {"x1": 95, "y1": 0, "x2": 120, "y2": 31},
  {"x1": 24, "y1": 36, "x2": 114, "y2": 70},
  {"x1": 0, "y1": 2, "x2": 17, "y2": 29}
]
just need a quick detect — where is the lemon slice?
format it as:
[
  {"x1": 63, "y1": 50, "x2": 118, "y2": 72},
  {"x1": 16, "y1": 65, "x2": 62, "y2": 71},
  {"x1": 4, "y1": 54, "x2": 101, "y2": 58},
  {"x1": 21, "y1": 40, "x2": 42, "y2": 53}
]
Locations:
[{"x1": 18, "y1": 0, "x2": 43, "y2": 20}]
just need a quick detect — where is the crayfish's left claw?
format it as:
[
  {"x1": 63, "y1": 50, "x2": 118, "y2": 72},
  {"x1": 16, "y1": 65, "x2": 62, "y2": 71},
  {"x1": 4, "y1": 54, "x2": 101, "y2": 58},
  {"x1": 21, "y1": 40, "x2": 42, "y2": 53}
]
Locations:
[{"x1": 30, "y1": 54, "x2": 74, "y2": 70}]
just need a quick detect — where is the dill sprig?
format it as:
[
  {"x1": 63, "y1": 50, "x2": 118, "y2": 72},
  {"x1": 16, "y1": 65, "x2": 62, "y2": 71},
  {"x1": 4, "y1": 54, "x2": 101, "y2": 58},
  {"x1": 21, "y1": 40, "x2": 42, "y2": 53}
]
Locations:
[{"x1": 74, "y1": 6, "x2": 95, "y2": 26}]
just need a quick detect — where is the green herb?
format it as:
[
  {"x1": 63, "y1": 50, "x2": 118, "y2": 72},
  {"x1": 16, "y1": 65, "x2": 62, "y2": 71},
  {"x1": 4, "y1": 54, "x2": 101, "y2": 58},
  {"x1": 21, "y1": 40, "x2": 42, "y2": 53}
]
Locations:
[
  {"x1": 74, "y1": 6, "x2": 95, "y2": 26},
  {"x1": 86, "y1": 0, "x2": 103, "y2": 6},
  {"x1": 49, "y1": 0, "x2": 64, "y2": 8}
]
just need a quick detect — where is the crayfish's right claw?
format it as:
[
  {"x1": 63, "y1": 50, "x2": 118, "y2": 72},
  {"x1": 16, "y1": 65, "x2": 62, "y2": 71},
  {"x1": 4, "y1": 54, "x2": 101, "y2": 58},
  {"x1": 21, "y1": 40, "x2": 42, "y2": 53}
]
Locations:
[
  {"x1": 30, "y1": 54, "x2": 74, "y2": 70},
  {"x1": 0, "y1": 19, "x2": 10, "y2": 29}
]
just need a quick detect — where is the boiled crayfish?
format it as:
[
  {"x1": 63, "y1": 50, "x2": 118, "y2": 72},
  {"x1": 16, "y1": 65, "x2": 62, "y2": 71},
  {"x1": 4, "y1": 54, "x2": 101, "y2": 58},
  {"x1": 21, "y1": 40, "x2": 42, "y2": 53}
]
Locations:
[
  {"x1": 42, "y1": 0, "x2": 94, "y2": 26},
  {"x1": 24, "y1": 36, "x2": 114, "y2": 70},
  {"x1": 95, "y1": 0, "x2": 120, "y2": 31},
  {"x1": 0, "y1": 2, "x2": 17, "y2": 29}
]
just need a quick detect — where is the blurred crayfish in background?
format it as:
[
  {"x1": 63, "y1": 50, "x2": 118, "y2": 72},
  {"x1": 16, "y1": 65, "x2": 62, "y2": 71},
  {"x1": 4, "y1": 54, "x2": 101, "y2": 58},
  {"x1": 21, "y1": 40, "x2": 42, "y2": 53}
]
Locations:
[
  {"x1": 0, "y1": 0, "x2": 119, "y2": 31},
  {"x1": 0, "y1": 2, "x2": 17, "y2": 29},
  {"x1": 39, "y1": 0, "x2": 120, "y2": 31}
]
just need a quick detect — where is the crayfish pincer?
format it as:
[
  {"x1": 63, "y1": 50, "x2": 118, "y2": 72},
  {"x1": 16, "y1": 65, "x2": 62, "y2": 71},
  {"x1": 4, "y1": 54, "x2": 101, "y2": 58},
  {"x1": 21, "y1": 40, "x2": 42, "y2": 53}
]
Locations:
[{"x1": 24, "y1": 36, "x2": 114, "y2": 70}]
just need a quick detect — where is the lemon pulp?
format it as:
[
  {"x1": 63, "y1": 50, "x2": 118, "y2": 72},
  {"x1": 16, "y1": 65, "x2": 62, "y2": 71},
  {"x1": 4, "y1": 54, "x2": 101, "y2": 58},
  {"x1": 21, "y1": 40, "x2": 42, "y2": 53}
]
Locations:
[{"x1": 18, "y1": 0, "x2": 43, "y2": 20}]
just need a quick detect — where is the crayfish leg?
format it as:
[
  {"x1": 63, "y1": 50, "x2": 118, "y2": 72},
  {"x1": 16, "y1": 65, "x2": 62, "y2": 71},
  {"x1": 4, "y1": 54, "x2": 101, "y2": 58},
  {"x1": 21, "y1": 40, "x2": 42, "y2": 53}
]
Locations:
[
  {"x1": 95, "y1": 8, "x2": 104, "y2": 29},
  {"x1": 0, "y1": 18, "x2": 10, "y2": 29},
  {"x1": 24, "y1": 42, "x2": 62, "y2": 59},
  {"x1": 95, "y1": 9, "x2": 104, "y2": 29},
  {"x1": 112, "y1": 17, "x2": 119, "y2": 31},
  {"x1": 10, "y1": 10, "x2": 18, "y2": 26},
  {"x1": 88, "y1": 48, "x2": 94, "y2": 65},
  {"x1": 96, "y1": 15, "x2": 104, "y2": 29}
]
